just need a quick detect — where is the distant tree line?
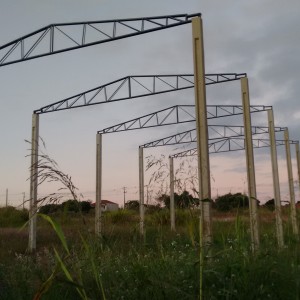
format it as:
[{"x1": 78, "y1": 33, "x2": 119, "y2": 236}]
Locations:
[
  {"x1": 39, "y1": 199, "x2": 92, "y2": 214},
  {"x1": 156, "y1": 190, "x2": 200, "y2": 209},
  {"x1": 212, "y1": 193, "x2": 250, "y2": 211},
  {"x1": 125, "y1": 191, "x2": 250, "y2": 211},
  {"x1": 42, "y1": 194, "x2": 280, "y2": 215},
  {"x1": 124, "y1": 200, "x2": 161, "y2": 212},
  {"x1": 124, "y1": 191, "x2": 199, "y2": 211},
  {"x1": 156, "y1": 191, "x2": 252, "y2": 211}
]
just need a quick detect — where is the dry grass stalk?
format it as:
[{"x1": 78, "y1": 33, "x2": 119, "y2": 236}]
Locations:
[{"x1": 25, "y1": 137, "x2": 83, "y2": 212}]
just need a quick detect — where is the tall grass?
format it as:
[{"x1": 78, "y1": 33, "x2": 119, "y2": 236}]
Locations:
[
  {"x1": 3, "y1": 145, "x2": 297, "y2": 298},
  {"x1": 1, "y1": 207, "x2": 300, "y2": 299}
]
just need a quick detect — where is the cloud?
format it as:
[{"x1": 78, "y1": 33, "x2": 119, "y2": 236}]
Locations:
[{"x1": 0, "y1": 0, "x2": 300, "y2": 206}]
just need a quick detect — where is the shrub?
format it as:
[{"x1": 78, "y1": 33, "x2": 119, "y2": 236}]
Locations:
[
  {"x1": 39, "y1": 204, "x2": 59, "y2": 214},
  {"x1": 106, "y1": 210, "x2": 137, "y2": 224},
  {"x1": 0, "y1": 206, "x2": 28, "y2": 227},
  {"x1": 156, "y1": 190, "x2": 199, "y2": 209},
  {"x1": 39, "y1": 200, "x2": 92, "y2": 214},
  {"x1": 214, "y1": 193, "x2": 249, "y2": 211},
  {"x1": 124, "y1": 200, "x2": 139, "y2": 211},
  {"x1": 264, "y1": 199, "x2": 275, "y2": 211}
]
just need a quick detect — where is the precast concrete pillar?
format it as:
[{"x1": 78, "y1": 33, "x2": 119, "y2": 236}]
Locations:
[
  {"x1": 95, "y1": 133, "x2": 102, "y2": 236},
  {"x1": 268, "y1": 109, "x2": 284, "y2": 247},
  {"x1": 169, "y1": 156, "x2": 175, "y2": 231},
  {"x1": 296, "y1": 142, "x2": 300, "y2": 200},
  {"x1": 139, "y1": 147, "x2": 145, "y2": 236},
  {"x1": 284, "y1": 129, "x2": 298, "y2": 236},
  {"x1": 240, "y1": 77, "x2": 260, "y2": 251},
  {"x1": 29, "y1": 113, "x2": 39, "y2": 252},
  {"x1": 192, "y1": 16, "x2": 212, "y2": 247}
]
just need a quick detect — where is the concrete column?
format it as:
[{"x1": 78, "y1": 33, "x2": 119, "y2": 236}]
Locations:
[
  {"x1": 284, "y1": 129, "x2": 298, "y2": 236},
  {"x1": 268, "y1": 109, "x2": 284, "y2": 247},
  {"x1": 95, "y1": 133, "x2": 102, "y2": 236},
  {"x1": 192, "y1": 16, "x2": 212, "y2": 247},
  {"x1": 169, "y1": 156, "x2": 175, "y2": 231},
  {"x1": 240, "y1": 77, "x2": 260, "y2": 251},
  {"x1": 139, "y1": 147, "x2": 145, "y2": 236},
  {"x1": 29, "y1": 113, "x2": 39, "y2": 252},
  {"x1": 296, "y1": 142, "x2": 300, "y2": 201}
]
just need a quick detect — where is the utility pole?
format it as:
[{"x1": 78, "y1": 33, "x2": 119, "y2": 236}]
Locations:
[
  {"x1": 23, "y1": 192, "x2": 25, "y2": 210},
  {"x1": 145, "y1": 185, "x2": 149, "y2": 206},
  {"x1": 123, "y1": 187, "x2": 127, "y2": 209},
  {"x1": 6, "y1": 189, "x2": 8, "y2": 207}
]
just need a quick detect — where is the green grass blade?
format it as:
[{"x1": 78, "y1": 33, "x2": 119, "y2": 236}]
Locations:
[
  {"x1": 54, "y1": 248, "x2": 88, "y2": 300},
  {"x1": 33, "y1": 268, "x2": 57, "y2": 300},
  {"x1": 80, "y1": 234, "x2": 106, "y2": 300},
  {"x1": 38, "y1": 213, "x2": 69, "y2": 254}
]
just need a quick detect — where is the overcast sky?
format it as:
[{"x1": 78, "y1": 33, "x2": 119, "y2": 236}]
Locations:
[{"x1": 0, "y1": 0, "x2": 299, "y2": 207}]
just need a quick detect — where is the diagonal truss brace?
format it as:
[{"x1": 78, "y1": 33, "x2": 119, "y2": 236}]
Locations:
[
  {"x1": 34, "y1": 73, "x2": 246, "y2": 114},
  {"x1": 98, "y1": 104, "x2": 272, "y2": 134},
  {"x1": 170, "y1": 137, "x2": 298, "y2": 158},
  {"x1": 0, "y1": 13, "x2": 200, "y2": 67},
  {"x1": 141, "y1": 125, "x2": 286, "y2": 148}
]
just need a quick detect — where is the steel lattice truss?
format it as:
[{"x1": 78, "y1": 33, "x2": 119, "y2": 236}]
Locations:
[
  {"x1": 170, "y1": 137, "x2": 298, "y2": 158},
  {"x1": 0, "y1": 13, "x2": 201, "y2": 67},
  {"x1": 34, "y1": 73, "x2": 246, "y2": 114},
  {"x1": 98, "y1": 104, "x2": 272, "y2": 134},
  {"x1": 141, "y1": 125, "x2": 286, "y2": 148}
]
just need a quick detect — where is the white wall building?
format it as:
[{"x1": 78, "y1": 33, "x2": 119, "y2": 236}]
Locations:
[{"x1": 101, "y1": 200, "x2": 119, "y2": 212}]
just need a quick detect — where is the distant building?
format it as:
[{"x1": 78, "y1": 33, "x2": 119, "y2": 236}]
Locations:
[{"x1": 91, "y1": 200, "x2": 119, "y2": 212}]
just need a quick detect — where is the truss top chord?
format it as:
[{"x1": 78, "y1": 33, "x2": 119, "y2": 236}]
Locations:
[
  {"x1": 34, "y1": 73, "x2": 247, "y2": 114},
  {"x1": 169, "y1": 137, "x2": 298, "y2": 158},
  {"x1": 140, "y1": 125, "x2": 287, "y2": 148},
  {"x1": 0, "y1": 13, "x2": 201, "y2": 68},
  {"x1": 97, "y1": 104, "x2": 272, "y2": 134}
]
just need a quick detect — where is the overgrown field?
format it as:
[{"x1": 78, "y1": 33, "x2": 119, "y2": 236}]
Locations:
[{"x1": 0, "y1": 207, "x2": 300, "y2": 299}]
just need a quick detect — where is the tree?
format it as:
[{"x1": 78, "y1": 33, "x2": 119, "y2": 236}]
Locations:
[
  {"x1": 214, "y1": 193, "x2": 249, "y2": 211},
  {"x1": 39, "y1": 203, "x2": 59, "y2": 214},
  {"x1": 177, "y1": 190, "x2": 199, "y2": 208},
  {"x1": 39, "y1": 199, "x2": 92, "y2": 214},
  {"x1": 80, "y1": 200, "x2": 92, "y2": 213},
  {"x1": 61, "y1": 200, "x2": 80, "y2": 212},
  {"x1": 125, "y1": 200, "x2": 139, "y2": 211},
  {"x1": 264, "y1": 199, "x2": 275, "y2": 211},
  {"x1": 156, "y1": 190, "x2": 199, "y2": 209},
  {"x1": 157, "y1": 194, "x2": 170, "y2": 208}
]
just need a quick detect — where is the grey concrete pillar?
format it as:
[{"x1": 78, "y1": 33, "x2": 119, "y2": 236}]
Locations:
[
  {"x1": 169, "y1": 156, "x2": 175, "y2": 231},
  {"x1": 284, "y1": 129, "x2": 298, "y2": 236},
  {"x1": 268, "y1": 109, "x2": 284, "y2": 247},
  {"x1": 95, "y1": 133, "x2": 102, "y2": 236},
  {"x1": 29, "y1": 113, "x2": 39, "y2": 252},
  {"x1": 192, "y1": 16, "x2": 212, "y2": 247},
  {"x1": 240, "y1": 77, "x2": 260, "y2": 251},
  {"x1": 139, "y1": 147, "x2": 145, "y2": 236},
  {"x1": 296, "y1": 142, "x2": 300, "y2": 201}
]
